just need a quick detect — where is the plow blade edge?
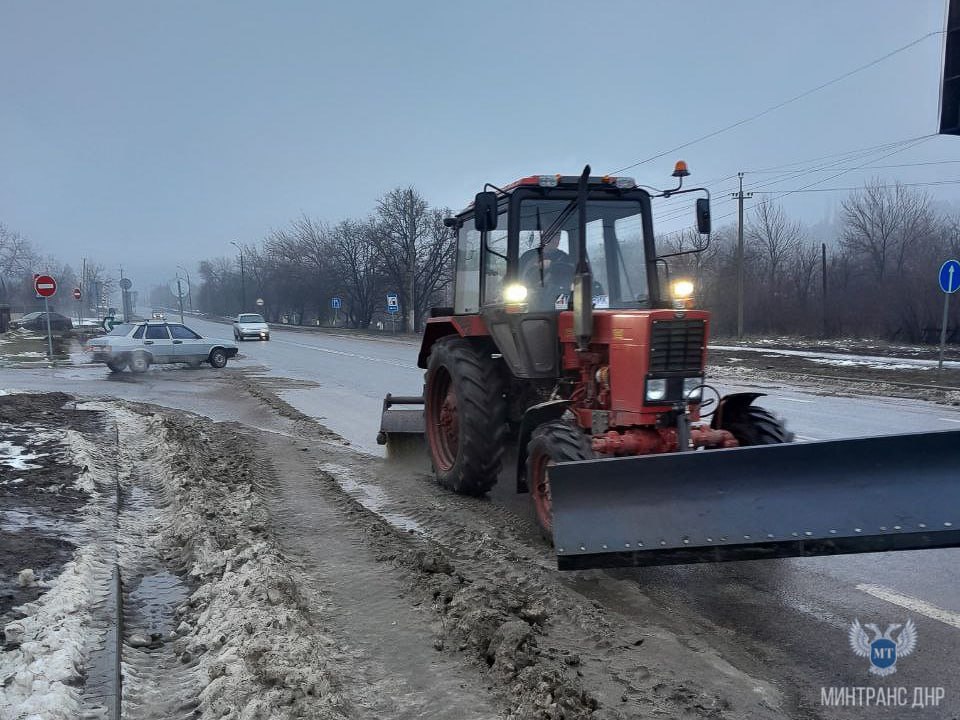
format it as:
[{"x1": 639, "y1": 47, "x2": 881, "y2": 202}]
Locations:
[{"x1": 550, "y1": 430, "x2": 960, "y2": 570}]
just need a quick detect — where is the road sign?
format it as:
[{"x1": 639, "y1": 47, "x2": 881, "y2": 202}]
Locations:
[
  {"x1": 256, "y1": 297, "x2": 264, "y2": 307},
  {"x1": 331, "y1": 297, "x2": 342, "y2": 309},
  {"x1": 938, "y1": 259, "x2": 960, "y2": 372},
  {"x1": 386, "y1": 293, "x2": 399, "y2": 314},
  {"x1": 119, "y1": 277, "x2": 132, "y2": 290},
  {"x1": 34, "y1": 275, "x2": 57, "y2": 298},
  {"x1": 939, "y1": 259, "x2": 960, "y2": 294},
  {"x1": 73, "y1": 287, "x2": 82, "y2": 300}
]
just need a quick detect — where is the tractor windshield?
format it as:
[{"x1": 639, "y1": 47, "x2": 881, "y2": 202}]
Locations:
[{"x1": 517, "y1": 198, "x2": 649, "y2": 311}]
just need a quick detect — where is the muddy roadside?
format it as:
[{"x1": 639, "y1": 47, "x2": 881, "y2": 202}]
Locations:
[{"x1": 1, "y1": 390, "x2": 789, "y2": 720}]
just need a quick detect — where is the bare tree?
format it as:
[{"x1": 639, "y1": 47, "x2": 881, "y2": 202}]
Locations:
[
  {"x1": 370, "y1": 187, "x2": 454, "y2": 332},
  {"x1": 0, "y1": 223, "x2": 37, "y2": 303},
  {"x1": 329, "y1": 219, "x2": 382, "y2": 328},
  {"x1": 747, "y1": 201, "x2": 802, "y2": 293}
]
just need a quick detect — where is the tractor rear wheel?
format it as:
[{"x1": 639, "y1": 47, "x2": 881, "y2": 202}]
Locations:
[
  {"x1": 526, "y1": 419, "x2": 593, "y2": 540},
  {"x1": 424, "y1": 337, "x2": 505, "y2": 495},
  {"x1": 716, "y1": 404, "x2": 793, "y2": 445}
]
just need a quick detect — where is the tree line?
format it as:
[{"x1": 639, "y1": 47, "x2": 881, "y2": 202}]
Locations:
[
  {"x1": 0, "y1": 223, "x2": 116, "y2": 316},
  {"x1": 662, "y1": 179, "x2": 960, "y2": 341},
  {"x1": 188, "y1": 187, "x2": 454, "y2": 333},
  {"x1": 3, "y1": 178, "x2": 956, "y2": 342}
]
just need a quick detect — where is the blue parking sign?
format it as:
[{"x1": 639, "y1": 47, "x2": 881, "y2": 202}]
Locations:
[
  {"x1": 386, "y1": 293, "x2": 399, "y2": 314},
  {"x1": 331, "y1": 297, "x2": 342, "y2": 309}
]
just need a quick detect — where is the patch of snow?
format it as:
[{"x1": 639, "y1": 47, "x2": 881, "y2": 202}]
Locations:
[
  {"x1": 0, "y1": 441, "x2": 46, "y2": 470},
  {"x1": 807, "y1": 358, "x2": 929, "y2": 371}
]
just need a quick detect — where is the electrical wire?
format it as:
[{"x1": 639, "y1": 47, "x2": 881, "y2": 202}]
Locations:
[{"x1": 608, "y1": 30, "x2": 944, "y2": 175}]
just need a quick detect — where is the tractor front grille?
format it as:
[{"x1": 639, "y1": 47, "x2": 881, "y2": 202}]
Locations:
[{"x1": 649, "y1": 319, "x2": 705, "y2": 373}]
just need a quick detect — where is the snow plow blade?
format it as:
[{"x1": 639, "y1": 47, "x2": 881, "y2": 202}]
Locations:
[
  {"x1": 376, "y1": 394, "x2": 424, "y2": 445},
  {"x1": 550, "y1": 429, "x2": 960, "y2": 571}
]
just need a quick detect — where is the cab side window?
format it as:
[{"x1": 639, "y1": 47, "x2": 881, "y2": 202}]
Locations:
[
  {"x1": 482, "y1": 211, "x2": 509, "y2": 306},
  {"x1": 454, "y1": 225, "x2": 481, "y2": 314}
]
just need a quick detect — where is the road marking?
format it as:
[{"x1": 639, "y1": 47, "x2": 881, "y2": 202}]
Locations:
[
  {"x1": 857, "y1": 584, "x2": 960, "y2": 630},
  {"x1": 273, "y1": 338, "x2": 414, "y2": 369},
  {"x1": 778, "y1": 397, "x2": 814, "y2": 403},
  {"x1": 938, "y1": 417, "x2": 960, "y2": 424}
]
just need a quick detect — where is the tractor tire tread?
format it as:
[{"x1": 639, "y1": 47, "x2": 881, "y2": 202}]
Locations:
[
  {"x1": 426, "y1": 337, "x2": 506, "y2": 496},
  {"x1": 722, "y1": 405, "x2": 793, "y2": 445}
]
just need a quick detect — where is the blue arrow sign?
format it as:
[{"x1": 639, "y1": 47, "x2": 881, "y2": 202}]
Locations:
[
  {"x1": 331, "y1": 297, "x2": 342, "y2": 309},
  {"x1": 939, "y1": 259, "x2": 960, "y2": 294}
]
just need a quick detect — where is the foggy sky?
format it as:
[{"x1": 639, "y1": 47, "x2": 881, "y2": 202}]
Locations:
[{"x1": 0, "y1": 0, "x2": 955, "y2": 290}]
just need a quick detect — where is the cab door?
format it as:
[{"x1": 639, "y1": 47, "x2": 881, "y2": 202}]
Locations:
[{"x1": 143, "y1": 324, "x2": 175, "y2": 363}]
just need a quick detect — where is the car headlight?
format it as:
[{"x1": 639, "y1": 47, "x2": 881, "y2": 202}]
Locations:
[
  {"x1": 683, "y1": 377, "x2": 703, "y2": 402},
  {"x1": 645, "y1": 378, "x2": 667, "y2": 401}
]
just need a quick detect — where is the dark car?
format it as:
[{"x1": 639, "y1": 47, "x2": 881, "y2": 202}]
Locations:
[{"x1": 10, "y1": 311, "x2": 74, "y2": 333}]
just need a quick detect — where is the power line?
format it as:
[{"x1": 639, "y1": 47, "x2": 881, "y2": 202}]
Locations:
[
  {"x1": 746, "y1": 159, "x2": 960, "y2": 173},
  {"x1": 608, "y1": 30, "x2": 943, "y2": 175},
  {"x1": 751, "y1": 178, "x2": 960, "y2": 193},
  {"x1": 711, "y1": 135, "x2": 935, "y2": 224}
]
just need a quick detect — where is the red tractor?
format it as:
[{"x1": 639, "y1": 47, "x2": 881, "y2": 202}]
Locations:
[{"x1": 380, "y1": 165, "x2": 960, "y2": 570}]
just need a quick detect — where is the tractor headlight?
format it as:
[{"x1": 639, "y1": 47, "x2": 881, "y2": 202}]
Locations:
[
  {"x1": 683, "y1": 377, "x2": 703, "y2": 402},
  {"x1": 671, "y1": 279, "x2": 694, "y2": 300},
  {"x1": 645, "y1": 378, "x2": 667, "y2": 401},
  {"x1": 503, "y1": 283, "x2": 528, "y2": 303}
]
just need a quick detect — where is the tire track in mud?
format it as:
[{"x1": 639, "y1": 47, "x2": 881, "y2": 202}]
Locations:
[
  {"x1": 243, "y1": 415, "x2": 786, "y2": 719},
  {"x1": 265, "y1": 435, "x2": 504, "y2": 719}
]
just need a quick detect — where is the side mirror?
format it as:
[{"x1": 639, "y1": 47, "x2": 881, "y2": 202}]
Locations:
[
  {"x1": 474, "y1": 192, "x2": 499, "y2": 232},
  {"x1": 695, "y1": 197, "x2": 711, "y2": 234}
]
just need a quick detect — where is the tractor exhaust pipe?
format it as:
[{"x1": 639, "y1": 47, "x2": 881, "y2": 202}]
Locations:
[{"x1": 573, "y1": 165, "x2": 592, "y2": 351}]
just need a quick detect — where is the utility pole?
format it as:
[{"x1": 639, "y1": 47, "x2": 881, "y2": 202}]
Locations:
[
  {"x1": 176, "y1": 277, "x2": 185, "y2": 324},
  {"x1": 821, "y1": 243, "x2": 828, "y2": 338},
  {"x1": 230, "y1": 241, "x2": 246, "y2": 312},
  {"x1": 731, "y1": 173, "x2": 753, "y2": 340}
]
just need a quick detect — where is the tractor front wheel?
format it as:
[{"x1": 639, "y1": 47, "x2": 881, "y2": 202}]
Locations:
[
  {"x1": 526, "y1": 419, "x2": 593, "y2": 540},
  {"x1": 424, "y1": 337, "x2": 505, "y2": 495},
  {"x1": 715, "y1": 403, "x2": 793, "y2": 446}
]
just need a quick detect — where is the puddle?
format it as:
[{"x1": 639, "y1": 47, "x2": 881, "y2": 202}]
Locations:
[
  {"x1": 0, "y1": 507, "x2": 85, "y2": 541},
  {"x1": 321, "y1": 463, "x2": 423, "y2": 533},
  {"x1": 127, "y1": 570, "x2": 190, "y2": 637}
]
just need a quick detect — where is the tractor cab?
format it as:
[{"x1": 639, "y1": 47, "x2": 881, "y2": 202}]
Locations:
[{"x1": 446, "y1": 174, "x2": 660, "y2": 317}]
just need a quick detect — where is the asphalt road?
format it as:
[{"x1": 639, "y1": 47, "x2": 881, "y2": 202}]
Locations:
[{"x1": 3, "y1": 317, "x2": 959, "y2": 718}]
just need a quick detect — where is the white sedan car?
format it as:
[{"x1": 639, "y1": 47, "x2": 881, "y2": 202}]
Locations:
[
  {"x1": 233, "y1": 313, "x2": 270, "y2": 341},
  {"x1": 86, "y1": 321, "x2": 239, "y2": 373}
]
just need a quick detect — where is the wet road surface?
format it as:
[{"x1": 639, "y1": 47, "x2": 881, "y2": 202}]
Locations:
[{"x1": 3, "y1": 318, "x2": 959, "y2": 718}]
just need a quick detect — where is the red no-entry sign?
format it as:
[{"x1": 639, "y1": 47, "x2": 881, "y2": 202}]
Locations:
[
  {"x1": 73, "y1": 287, "x2": 81, "y2": 300},
  {"x1": 34, "y1": 274, "x2": 57, "y2": 298}
]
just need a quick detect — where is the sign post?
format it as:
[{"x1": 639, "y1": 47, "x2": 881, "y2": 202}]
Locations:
[
  {"x1": 938, "y1": 259, "x2": 960, "y2": 372},
  {"x1": 331, "y1": 296, "x2": 342, "y2": 326},
  {"x1": 73, "y1": 287, "x2": 82, "y2": 328},
  {"x1": 34, "y1": 274, "x2": 57, "y2": 360},
  {"x1": 386, "y1": 293, "x2": 399, "y2": 334}
]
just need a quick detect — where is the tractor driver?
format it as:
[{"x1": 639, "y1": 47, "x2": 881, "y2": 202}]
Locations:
[{"x1": 519, "y1": 232, "x2": 575, "y2": 310}]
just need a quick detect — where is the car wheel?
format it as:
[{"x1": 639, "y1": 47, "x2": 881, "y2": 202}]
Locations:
[
  {"x1": 209, "y1": 348, "x2": 228, "y2": 369},
  {"x1": 265, "y1": 334, "x2": 270, "y2": 341},
  {"x1": 106, "y1": 360, "x2": 126, "y2": 373},
  {"x1": 129, "y1": 352, "x2": 150, "y2": 373}
]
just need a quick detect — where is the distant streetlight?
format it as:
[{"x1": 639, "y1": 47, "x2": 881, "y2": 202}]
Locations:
[
  {"x1": 176, "y1": 264, "x2": 194, "y2": 314},
  {"x1": 230, "y1": 240, "x2": 246, "y2": 312}
]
